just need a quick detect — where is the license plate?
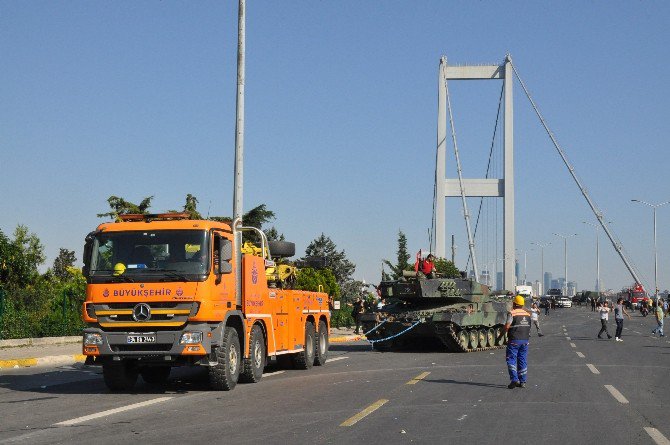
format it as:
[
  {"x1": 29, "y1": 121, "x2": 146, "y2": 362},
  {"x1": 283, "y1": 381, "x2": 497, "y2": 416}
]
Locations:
[{"x1": 127, "y1": 335, "x2": 156, "y2": 343}]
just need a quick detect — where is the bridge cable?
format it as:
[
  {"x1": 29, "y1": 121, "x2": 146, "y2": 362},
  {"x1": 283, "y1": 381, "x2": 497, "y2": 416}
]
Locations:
[
  {"x1": 465, "y1": 84, "x2": 504, "y2": 274},
  {"x1": 444, "y1": 77, "x2": 480, "y2": 281},
  {"x1": 510, "y1": 61, "x2": 648, "y2": 290}
]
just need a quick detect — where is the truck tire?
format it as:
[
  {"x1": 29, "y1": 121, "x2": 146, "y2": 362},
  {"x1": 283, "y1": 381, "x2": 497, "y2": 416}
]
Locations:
[
  {"x1": 314, "y1": 320, "x2": 329, "y2": 366},
  {"x1": 293, "y1": 321, "x2": 315, "y2": 369},
  {"x1": 103, "y1": 360, "x2": 139, "y2": 391},
  {"x1": 208, "y1": 326, "x2": 241, "y2": 391},
  {"x1": 140, "y1": 366, "x2": 171, "y2": 387},
  {"x1": 268, "y1": 241, "x2": 295, "y2": 258},
  {"x1": 240, "y1": 325, "x2": 265, "y2": 383}
]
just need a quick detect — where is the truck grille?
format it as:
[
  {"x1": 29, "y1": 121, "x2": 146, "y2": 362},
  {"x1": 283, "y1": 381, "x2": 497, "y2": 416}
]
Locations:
[{"x1": 92, "y1": 302, "x2": 198, "y2": 328}]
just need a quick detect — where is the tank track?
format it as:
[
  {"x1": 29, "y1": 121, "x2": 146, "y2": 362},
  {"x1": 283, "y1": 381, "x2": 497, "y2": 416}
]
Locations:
[{"x1": 441, "y1": 323, "x2": 507, "y2": 353}]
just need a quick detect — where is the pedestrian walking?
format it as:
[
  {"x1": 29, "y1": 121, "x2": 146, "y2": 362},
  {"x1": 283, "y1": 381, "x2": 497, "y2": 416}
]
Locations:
[
  {"x1": 530, "y1": 302, "x2": 543, "y2": 337},
  {"x1": 651, "y1": 301, "x2": 665, "y2": 337},
  {"x1": 544, "y1": 299, "x2": 550, "y2": 316},
  {"x1": 505, "y1": 295, "x2": 531, "y2": 389},
  {"x1": 614, "y1": 297, "x2": 631, "y2": 342},
  {"x1": 597, "y1": 301, "x2": 613, "y2": 339},
  {"x1": 591, "y1": 297, "x2": 596, "y2": 312}
]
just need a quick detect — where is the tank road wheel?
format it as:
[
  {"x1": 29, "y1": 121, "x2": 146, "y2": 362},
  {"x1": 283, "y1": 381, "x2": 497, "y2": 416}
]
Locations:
[
  {"x1": 209, "y1": 326, "x2": 241, "y2": 391},
  {"x1": 240, "y1": 325, "x2": 265, "y2": 383},
  {"x1": 467, "y1": 330, "x2": 478, "y2": 350},
  {"x1": 486, "y1": 328, "x2": 495, "y2": 347},
  {"x1": 314, "y1": 320, "x2": 329, "y2": 366},
  {"x1": 140, "y1": 366, "x2": 171, "y2": 387},
  {"x1": 293, "y1": 321, "x2": 316, "y2": 370},
  {"x1": 477, "y1": 329, "x2": 487, "y2": 348},
  {"x1": 103, "y1": 360, "x2": 139, "y2": 391},
  {"x1": 457, "y1": 331, "x2": 469, "y2": 350},
  {"x1": 494, "y1": 326, "x2": 506, "y2": 346}
]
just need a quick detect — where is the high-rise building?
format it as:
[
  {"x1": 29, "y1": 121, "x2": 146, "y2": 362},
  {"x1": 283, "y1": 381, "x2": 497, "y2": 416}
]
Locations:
[
  {"x1": 480, "y1": 269, "x2": 491, "y2": 287},
  {"x1": 533, "y1": 280, "x2": 542, "y2": 297},
  {"x1": 496, "y1": 272, "x2": 503, "y2": 291},
  {"x1": 544, "y1": 272, "x2": 552, "y2": 294},
  {"x1": 567, "y1": 281, "x2": 577, "y2": 297},
  {"x1": 515, "y1": 260, "x2": 520, "y2": 285},
  {"x1": 551, "y1": 279, "x2": 559, "y2": 290}
]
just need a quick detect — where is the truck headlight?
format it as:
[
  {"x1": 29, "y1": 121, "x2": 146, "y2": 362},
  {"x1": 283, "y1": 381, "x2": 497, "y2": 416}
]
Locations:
[
  {"x1": 180, "y1": 331, "x2": 203, "y2": 344},
  {"x1": 84, "y1": 333, "x2": 103, "y2": 345}
]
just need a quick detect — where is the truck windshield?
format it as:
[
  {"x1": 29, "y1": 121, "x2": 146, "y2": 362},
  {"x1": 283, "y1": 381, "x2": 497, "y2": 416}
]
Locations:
[{"x1": 88, "y1": 230, "x2": 210, "y2": 283}]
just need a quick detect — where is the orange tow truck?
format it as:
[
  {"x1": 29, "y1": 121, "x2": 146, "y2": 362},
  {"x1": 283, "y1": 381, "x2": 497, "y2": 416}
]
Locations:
[{"x1": 81, "y1": 213, "x2": 330, "y2": 391}]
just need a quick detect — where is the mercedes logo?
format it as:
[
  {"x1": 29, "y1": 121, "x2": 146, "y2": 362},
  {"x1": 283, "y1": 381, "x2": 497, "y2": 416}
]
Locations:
[{"x1": 132, "y1": 303, "x2": 151, "y2": 322}]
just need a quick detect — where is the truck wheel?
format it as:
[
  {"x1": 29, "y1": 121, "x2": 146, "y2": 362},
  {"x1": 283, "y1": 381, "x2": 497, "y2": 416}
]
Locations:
[
  {"x1": 314, "y1": 320, "x2": 329, "y2": 366},
  {"x1": 268, "y1": 241, "x2": 295, "y2": 258},
  {"x1": 240, "y1": 325, "x2": 265, "y2": 383},
  {"x1": 140, "y1": 366, "x2": 171, "y2": 386},
  {"x1": 293, "y1": 321, "x2": 315, "y2": 369},
  {"x1": 103, "y1": 360, "x2": 138, "y2": 391},
  {"x1": 209, "y1": 326, "x2": 241, "y2": 391}
]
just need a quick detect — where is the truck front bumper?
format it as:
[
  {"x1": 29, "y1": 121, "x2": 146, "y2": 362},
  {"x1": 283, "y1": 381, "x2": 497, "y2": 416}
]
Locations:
[{"x1": 82, "y1": 324, "x2": 212, "y2": 363}]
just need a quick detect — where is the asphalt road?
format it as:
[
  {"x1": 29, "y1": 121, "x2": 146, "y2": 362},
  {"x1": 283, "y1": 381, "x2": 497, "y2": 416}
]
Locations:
[{"x1": 1, "y1": 306, "x2": 668, "y2": 445}]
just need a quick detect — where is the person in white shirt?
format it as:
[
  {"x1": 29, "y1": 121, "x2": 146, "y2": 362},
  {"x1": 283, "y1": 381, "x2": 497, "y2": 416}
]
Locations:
[
  {"x1": 597, "y1": 301, "x2": 613, "y2": 339},
  {"x1": 530, "y1": 302, "x2": 543, "y2": 337}
]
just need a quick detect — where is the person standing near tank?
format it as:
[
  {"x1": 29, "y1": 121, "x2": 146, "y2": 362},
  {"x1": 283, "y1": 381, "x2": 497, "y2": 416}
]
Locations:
[
  {"x1": 351, "y1": 297, "x2": 365, "y2": 335},
  {"x1": 614, "y1": 297, "x2": 631, "y2": 342},
  {"x1": 597, "y1": 301, "x2": 613, "y2": 339},
  {"x1": 505, "y1": 295, "x2": 531, "y2": 389},
  {"x1": 530, "y1": 302, "x2": 543, "y2": 337}
]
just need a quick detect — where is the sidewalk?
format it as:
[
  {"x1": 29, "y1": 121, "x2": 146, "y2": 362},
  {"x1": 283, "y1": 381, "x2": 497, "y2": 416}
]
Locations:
[
  {"x1": 0, "y1": 328, "x2": 366, "y2": 370},
  {"x1": 0, "y1": 337, "x2": 84, "y2": 369}
]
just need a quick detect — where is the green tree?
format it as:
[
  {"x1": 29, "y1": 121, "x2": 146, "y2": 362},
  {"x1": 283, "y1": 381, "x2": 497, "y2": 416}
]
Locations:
[
  {"x1": 0, "y1": 226, "x2": 45, "y2": 290},
  {"x1": 97, "y1": 195, "x2": 153, "y2": 220},
  {"x1": 52, "y1": 248, "x2": 76, "y2": 281},
  {"x1": 383, "y1": 230, "x2": 411, "y2": 279},
  {"x1": 302, "y1": 234, "x2": 355, "y2": 285},
  {"x1": 295, "y1": 268, "x2": 340, "y2": 298},
  {"x1": 183, "y1": 194, "x2": 202, "y2": 219},
  {"x1": 434, "y1": 257, "x2": 461, "y2": 278}
]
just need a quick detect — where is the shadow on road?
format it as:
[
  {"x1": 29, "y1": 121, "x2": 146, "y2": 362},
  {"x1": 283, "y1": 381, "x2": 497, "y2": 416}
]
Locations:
[{"x1": 424, "y1": 378, "x2": 507, "y2": 389}]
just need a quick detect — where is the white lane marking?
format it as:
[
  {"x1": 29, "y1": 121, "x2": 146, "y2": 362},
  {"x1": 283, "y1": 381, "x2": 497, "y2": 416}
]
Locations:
[
  {"x1": 586, "y1": 364, "x2": 600, "y2": 374},
  {"x1": 54, "y1": 397, "x2": 173, "y2": 426},
  {"x1": 566, "y1": 337, "x2": 571, "y2": 340},
  {"x1": 328, "y1": 356, "x2": 349, "y2": 362},
  {"x1": 576, "y1": 352, "x2": 585, "y2": 358},
  {"x1": 604, "y1": 385, "x2": 629, "y2": 404},
  {"x1": 264, "y1": 370, "x2": 285, "y2": 377},
  {"x1": 644, "y1": 427, "x2": 670, "y2": 445},
  {"x1": 570, "y1": 343, "x2": 576, "y2": 348},
  {"x1": 634, "y1": 331, "x2": 641, "y2": 334},
  {"x1": 562, "y1": 325, "x2": 565, "y2": 328}
]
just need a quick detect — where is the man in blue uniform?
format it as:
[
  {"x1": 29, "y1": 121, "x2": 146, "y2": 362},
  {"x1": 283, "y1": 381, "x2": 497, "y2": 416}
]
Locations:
[{"x1": 505, "y1": 295, "x2": 531, "y2": 389}]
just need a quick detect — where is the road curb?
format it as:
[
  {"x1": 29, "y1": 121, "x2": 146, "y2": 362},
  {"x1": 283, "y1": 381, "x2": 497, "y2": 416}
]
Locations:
[
  {"x1": 0, "y1": 354, "x2": 86, "y2": 369},
  {"x1": 330, "y1": 335, "x2": 365, "y2": 343},
  {"x1": 0, "y1": 336, "x2": 81, "y2": 348}
]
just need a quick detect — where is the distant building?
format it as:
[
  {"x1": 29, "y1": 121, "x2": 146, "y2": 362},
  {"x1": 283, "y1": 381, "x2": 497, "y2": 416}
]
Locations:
[
  {"x1": 515, "y1": 260, "x2": 520, "y2": 286},
  {"x1": 544, "y1": 272, "x2": 552, "y2": 295},
  {"x1": 480, "y1": 269, "x2": 491, "y2": 287},
  {"x1": 551, "y1": 279, "x2": 560, "y2": 290},
  {"x1": 567, "y1": 281, "x2": 577, "y2": 297},
  {"x1": 496, "y1": 272, "x2": 503, "y2": 291},
  {"x1": 533, "y1": 280, "x2": 542, "y2": 297}
]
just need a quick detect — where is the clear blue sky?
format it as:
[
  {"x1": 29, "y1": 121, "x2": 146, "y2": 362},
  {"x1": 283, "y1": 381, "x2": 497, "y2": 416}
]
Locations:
[{"x1": 2, "y1": 1, "x2": 669, "y2": 293}]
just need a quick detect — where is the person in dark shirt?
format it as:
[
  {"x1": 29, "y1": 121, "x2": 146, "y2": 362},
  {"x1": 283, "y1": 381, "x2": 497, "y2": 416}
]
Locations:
[
  {"x1": 505, "y1": 295, "x2": 531, "y2": 389},
  {"x1": 351, "y1": 297, "x2": 365, "y2": 334}
]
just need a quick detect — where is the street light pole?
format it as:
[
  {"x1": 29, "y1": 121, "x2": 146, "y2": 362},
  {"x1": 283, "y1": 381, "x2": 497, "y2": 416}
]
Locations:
[
  {"x1": 554, "y1": 233, "x2": 578, "y2": 296},
  {"x1": 583, "y1": 221, "x2": 600, "y2": 292},
  {"x1": 632, "y1": 199, "x2": 670, "y2": 303},
  {"x1": 531, "y1": 242, "x2": 550, "y2": 295}
]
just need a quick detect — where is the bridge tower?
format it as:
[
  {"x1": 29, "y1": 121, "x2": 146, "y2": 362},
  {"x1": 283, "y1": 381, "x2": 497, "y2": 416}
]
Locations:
[{"x1": 434, "y1": 55, "x2": 515, "y2": 291}]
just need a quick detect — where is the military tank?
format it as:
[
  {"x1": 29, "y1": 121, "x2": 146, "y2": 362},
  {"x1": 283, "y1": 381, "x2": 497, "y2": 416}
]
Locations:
[{"x1": 360, "y1": 273, "x2": 512, "y2": 352}]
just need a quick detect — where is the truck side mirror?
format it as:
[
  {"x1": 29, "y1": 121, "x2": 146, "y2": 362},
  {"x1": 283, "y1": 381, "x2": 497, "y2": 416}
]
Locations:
[
  {"x1": 218, "y1": 238, "x2": 233, "y2": 274},
  {"x1": 82, "y1": 232, "x2": 96, "y2": 277}
]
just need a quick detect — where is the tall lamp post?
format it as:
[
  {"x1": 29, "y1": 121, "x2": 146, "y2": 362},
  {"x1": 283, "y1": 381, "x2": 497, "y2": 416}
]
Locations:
[
  {"x1": 631, "y1": 199, "x2": 669, "y2": 303},
  {"x1": 531, "y1": 242, "x2": 550, "y2": 295},
  {"x1": 582, "y1": 221, "x2": 601, "y2": 292},
  {"x1": 554, "y1": 233, "x2": 578, "y2": 296}
]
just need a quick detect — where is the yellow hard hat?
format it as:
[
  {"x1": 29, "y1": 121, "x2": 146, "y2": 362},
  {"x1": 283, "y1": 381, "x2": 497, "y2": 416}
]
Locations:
[
  {"x1": 514, "y1": 295, "x2": 525, "y2": 306},
  {"x1": 113, "y1": 262, "x2": 126, "y2": 276}
]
